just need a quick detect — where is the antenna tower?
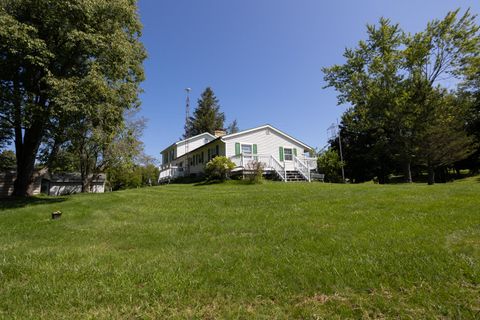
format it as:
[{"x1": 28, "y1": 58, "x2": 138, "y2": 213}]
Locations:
[{"x1": 185, "y1": 88, "x2": 191, "y2": 154}]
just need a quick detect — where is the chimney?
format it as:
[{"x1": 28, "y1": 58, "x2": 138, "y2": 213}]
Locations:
[{"x1": 214, "y1": 129, "x2": 226, "y2": 137}]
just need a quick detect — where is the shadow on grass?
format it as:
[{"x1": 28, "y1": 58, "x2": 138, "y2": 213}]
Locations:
[
  {"x1": 0, "y1": 196, "x2": 68, "y2": 210},
  {"x1": 194, "y1": 179, "x2": 225, "y2": 186},
  {"x1": 194, "y1": 179, "x2": 263, "y2": 186}
]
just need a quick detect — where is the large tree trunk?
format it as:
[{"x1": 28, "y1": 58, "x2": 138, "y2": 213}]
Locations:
[
  {"x1": 12, "y1": 118, "x2": 45, "y2": 197},
  {"x1": 81, "y1": 176, "x2": 90, "y2": 193},
  {"x1": 427, "y1": 164, "x2": 435, "y2": 185}
]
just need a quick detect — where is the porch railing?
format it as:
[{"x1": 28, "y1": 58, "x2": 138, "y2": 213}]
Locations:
[
  {"x1": 293, "y1": 156, "x2": 311, "y2": 182},
  {"x1": 300, "y1": 156, "x2": 318, "y2": 170},
  {"x1": 229, "y1": 154, "x2": 286, "y2": 181},
  {"x1": 158, "y1": 165, "x2": 184, "y2": 182},
  {"x1": 270, "y1": 155, "x2": 286, "y2": 181}
]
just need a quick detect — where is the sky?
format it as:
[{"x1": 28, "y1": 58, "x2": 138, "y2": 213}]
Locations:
[{"x1": 137, "y1": 0, "x2": 480, "y2": 158}]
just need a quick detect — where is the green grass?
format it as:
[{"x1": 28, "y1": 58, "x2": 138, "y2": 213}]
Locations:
[{"x1": 1, "y1": 179, "x2": 479, "y2": 319}]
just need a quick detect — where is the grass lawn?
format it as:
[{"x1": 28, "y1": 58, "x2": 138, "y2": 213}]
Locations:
[{"x1": 1, "y1": 178, "x2": 479, "y2": 319}]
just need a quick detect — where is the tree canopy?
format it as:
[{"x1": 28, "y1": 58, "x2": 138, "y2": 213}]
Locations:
[
  {"x1": 0, "y1": 0, "x2": 146, "y2": 196},
  {"x1": 323, "y1": 9, "x2": 480, "y2": 184}
]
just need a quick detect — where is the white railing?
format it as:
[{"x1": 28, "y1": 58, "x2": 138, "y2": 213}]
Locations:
[
  {"x1": 229, "y1": 154, "x2": 286, "y2": 181},
  {"x1": 298, "y1": 156, "x2": 317, "y2": 170},
  {"x1": 229, "y1": 154, "x2": 243, "y2": 167},
  {"x1": 270, "y1": 155, "x2": 286, "y2": 181},
  {"x1": 294, "y1": 156, "x2": 311, "y2": 182},
  {"x1": 158, "y1": 165, "x2": 184, "y2": 182}
]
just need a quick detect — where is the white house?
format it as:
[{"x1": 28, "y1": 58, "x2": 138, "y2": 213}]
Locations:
[{"x1": 159, "y1": 124, "x2": 318, "y2": 182}]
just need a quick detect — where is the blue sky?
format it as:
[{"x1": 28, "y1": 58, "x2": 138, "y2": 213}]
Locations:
[{"x1": 137, "y1": 0, "x2": 480, "y2": 158}]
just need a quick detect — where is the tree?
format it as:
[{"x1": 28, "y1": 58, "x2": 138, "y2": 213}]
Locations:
[
  {"x1": 0, "y1": 0, "x2": 146, "y2": 196},
  {"x1": 457, "y1": 40, "x2": 480, "y2": 174},
  {"x1": 317, "y1": 149, "x2": 344, "y2": 183},
  {"x1": 323, "y1": 9, "x2": 480, "y2": 184},
  {"x1": 184, "y1": 87, "x2": 225, "y2": 137},
  {"x1": 416, "y1": 91, "x2": 476, "y2": 184},
  {"x1": 340, "y1": 109, "x2": 398, "y2": 184},
  {"x1": 0, "y1": 150, "x2": 16, "y2": 170},
  {"x1": 227, "y1": 119, "x2": 239, "y2": 134},
  {"x1": 403, "y1": 9, "x2": 479, "y2": 183},
  {"x1": 323, "y1": 18, "x2": 414, "y2": 182}
]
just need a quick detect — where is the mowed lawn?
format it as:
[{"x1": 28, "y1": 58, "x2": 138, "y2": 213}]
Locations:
[{"x1": 1, "y1": 179, "x2": 479, "y2": 319}]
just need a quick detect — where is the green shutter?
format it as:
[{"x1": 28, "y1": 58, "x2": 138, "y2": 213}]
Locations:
[
  {"x1": 253, "y1": 144, "x2": 257, "y2": 154},
  {"x1": 235, "y1": 142, "x2": 241, "y2": 155},
  {"x1": 279, "y1": 147, "x2": 284, "y2": 161},
  {"x1": 293, "y1": 148, "x2": 297, "y2": 156}
]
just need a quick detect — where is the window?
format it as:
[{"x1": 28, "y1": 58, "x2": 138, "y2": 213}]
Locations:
[
  {"x1": 241, "y1": 144, "x2": 252, "y2": 155},
  {"x1": 215, "y1": 145, "x2": 219, "y2": 156},
  {"x1": 284, "y1": 148, "x2": 293, "y2": 161}
]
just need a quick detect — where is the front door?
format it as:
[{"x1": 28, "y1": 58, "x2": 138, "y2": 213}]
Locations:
[{"x1": 283, "y1": 148, "x2": 295, "y2": 170}]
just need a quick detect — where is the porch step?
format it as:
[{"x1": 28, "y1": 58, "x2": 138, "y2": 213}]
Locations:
[{"x1": 285, "y1": 170, "x2": 308, "y2": 182}]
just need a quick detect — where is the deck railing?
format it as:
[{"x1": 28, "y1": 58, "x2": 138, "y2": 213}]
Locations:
[
  {"x1": 270, "y1": 155, "x2": 286, "y2": 181},
  {"x1": 229, "y1": 154, "x2": 286, "y2": 181},
  {"x1": 158, "y1": 165, "x2": 184, "y2": 182},
  {"x1": 293, "y1": 156, "x2": 311, "y2": 182}
]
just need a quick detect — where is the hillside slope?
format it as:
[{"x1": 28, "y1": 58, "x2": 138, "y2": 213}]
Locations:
[{"x1": 1, "y1": 180, "x2": 479, "y2": 318}]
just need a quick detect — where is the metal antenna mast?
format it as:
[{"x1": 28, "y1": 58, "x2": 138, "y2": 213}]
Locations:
[{"x1": 184, "y1": 88, "x2": 191, "y2": 155}]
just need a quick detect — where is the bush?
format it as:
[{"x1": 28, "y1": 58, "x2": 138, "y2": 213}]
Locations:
[
  {"x1": 245, "y1": 160, "x2": 264, "y2": 183},
  {"x1": 205, "y1": 156, "x2": 236, "y2": 181},
  {"x1": 317, "y1": 149, "x2": 344, "y2": 183}
]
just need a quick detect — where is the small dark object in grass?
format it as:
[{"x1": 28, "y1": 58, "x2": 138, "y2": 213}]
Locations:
[{"x1": 51, "y1": 211, "x2": 62, "y2": 220}]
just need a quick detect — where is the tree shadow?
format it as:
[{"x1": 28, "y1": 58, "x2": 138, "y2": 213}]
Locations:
[
  {"x1": 0, "y1": 196, "x2": 68, "y2": 210},
  {"x1": 194, "y1": 180, "x2": 225, "y2": 186}
]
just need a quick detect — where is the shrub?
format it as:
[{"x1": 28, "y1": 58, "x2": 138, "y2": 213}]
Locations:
[
  {"x1": 245, "y1": 160, "x2": 265, "y2": 183},
  {"x1": 205, "y1": 156, "x2": 236, "y2": 181},
  {"x1": 317, "y1": 149, "x2": 345, "y2": 183}
]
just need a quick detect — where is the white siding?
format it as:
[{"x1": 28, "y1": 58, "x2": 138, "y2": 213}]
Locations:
[
  {"x1": 175, "y1": 140, "x2": 225, "y2": 175},
  {"x1": 48, "y1": 182, "x2": 104, "y2": 196},
  {"x1": 176, "y1": 134, "x2": 216, "y2": 158},
  {"x1": 223, "y1": 127, "x2": 309, "y2": 170}
]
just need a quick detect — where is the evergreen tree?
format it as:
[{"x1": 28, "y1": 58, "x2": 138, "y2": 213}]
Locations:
[{"x1": 184, "y1": 88, "x2": 225, "y2": 137}]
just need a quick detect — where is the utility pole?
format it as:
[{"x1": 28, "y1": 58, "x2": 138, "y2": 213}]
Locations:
[
  {"x1": 327, "y1": 120, "x2": 346, "y2": 183},
  {"x1": 337, "y1": 119, "x2": 345, "y2": 183}
]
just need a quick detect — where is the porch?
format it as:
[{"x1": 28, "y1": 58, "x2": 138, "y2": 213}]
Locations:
[
  {"x1": 158, "y1": 154, "x2": 318, "y2": 183},
  {"x1": 229, "y1": 154, "x2": 317, "y2": 182}
]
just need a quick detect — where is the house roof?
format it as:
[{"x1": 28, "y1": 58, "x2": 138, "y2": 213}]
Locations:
[
  {"x1": 222, "y1": 124, "x2": 314, "y2": 151},
  {"x1": 160, "y1": 132, "x2": 216, "y2": 154},
  {"x1": 166, "y1": 124, "x2": 314, "y2": 162},
  {"x1": 171, "y1": 137, "x2": 222, "y2": 162}
]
